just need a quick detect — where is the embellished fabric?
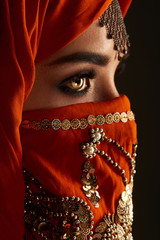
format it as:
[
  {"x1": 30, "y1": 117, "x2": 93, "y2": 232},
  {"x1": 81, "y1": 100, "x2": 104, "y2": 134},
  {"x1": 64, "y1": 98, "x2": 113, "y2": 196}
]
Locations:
[
  {"x1": 81, "y1": 128, "x2": 137, "y2": 208},
  {"x1": 20, "y1": 95, "x2": 137, "y2": 239},
  {"x1": 93, "y1": 183, "x2": 133, "y2": 239},
  {"x1": 21, "y1": 111, "x2": 135, "y2": 131},
  {"x1": 81, "y1": 160, "x2": 101, "y2": 209},
  {"x1": 81, "y1": 128, "x2": 136, "y2": 185},
  {"x1": 23, "y1": 169, "x2": 135, "y2": 240},
  {"x1": 24, "y1": 169, "x2": 94, "y2": 240}
]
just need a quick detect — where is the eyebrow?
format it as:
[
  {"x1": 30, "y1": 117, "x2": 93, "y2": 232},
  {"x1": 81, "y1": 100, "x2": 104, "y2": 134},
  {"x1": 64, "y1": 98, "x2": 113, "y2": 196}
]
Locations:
[{"x1": 48, "y1": 52, "x2": 110, "y2": 66}]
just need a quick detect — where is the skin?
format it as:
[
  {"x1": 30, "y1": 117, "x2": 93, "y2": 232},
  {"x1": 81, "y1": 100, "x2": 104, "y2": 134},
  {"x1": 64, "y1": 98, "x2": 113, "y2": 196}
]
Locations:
[{"x1": 23, "y1": 20, "x2": 122, "y2": 111}]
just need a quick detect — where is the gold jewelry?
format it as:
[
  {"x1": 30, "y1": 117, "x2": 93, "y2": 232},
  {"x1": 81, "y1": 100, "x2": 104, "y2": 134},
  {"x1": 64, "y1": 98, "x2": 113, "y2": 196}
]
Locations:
[
  {"x1": 81, "y1": 128, "x2": 137, "y2": 208},
  {"x1": 21, "y1": 111, "x2": 135, "y2": 131},
  {"x1": 23, "y1": 169, "x2": 94, "y2": 240},
  {"x1": 99, "y1": 0, "x2": 130, "y2": 61}
]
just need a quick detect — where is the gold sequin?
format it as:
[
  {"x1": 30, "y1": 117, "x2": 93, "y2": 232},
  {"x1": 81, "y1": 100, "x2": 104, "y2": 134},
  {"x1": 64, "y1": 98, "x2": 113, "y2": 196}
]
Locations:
[
  {"x1": 93, "y1": 233, "x2": 102, "y2": 239},
  {"x1": 38, "y1": 222, "x2": 48, "y2": 231},
  {"x1": 105, "y1": 113, "x2": 113, "y2": 124},
  {"x1": 61, "y1": 119, "x2": 71, "y2": 130},
  {"x1": 127, "y1": 111, "x2": 135, "y2": 121},
  {"x1": 80, "y1": 118, "x2": 88, "y2": 129},
  {"x1": 51, "y1": 119, "x2": 61, "y2": 130},
  {"x1": 41, "y1": 119, "x2": 51, "y2": 130},
  {"x1": 21, "y1": 120, "x2": 32, "y2": 128},
  {"x1": 32, "y1": 121, "x2": 41, "y2": 130},
  {"x1": 87, "y1": 115, "x2": 96, "y2": 125},
  {"x1": 95, "y1": 222, "x2": 107, "y2": 233},
  {"x1": 71, "y1": 118, "x2": 80, "y2": 129},
  {"x1": 113, "y1": 112, "x2": 121, "y2": 123},
  {"x1": 81, "y1": 161, "x2": 100, "y2": 208},
  {"x1": 121, "y1": 112, "x2": 128, "y2": 123},
  {"x1": 96, "y1": 115, "x2": 105, "y2": 125}
]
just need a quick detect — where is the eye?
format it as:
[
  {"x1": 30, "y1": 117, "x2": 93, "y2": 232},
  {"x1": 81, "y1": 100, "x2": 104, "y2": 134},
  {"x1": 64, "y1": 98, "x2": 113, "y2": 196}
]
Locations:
[
  {"x1": 58, "y1": 69, "x2": 96, "y2": 96},
  {"x1": 66, "y1": 77, "x2": 88, "y2": 91}
]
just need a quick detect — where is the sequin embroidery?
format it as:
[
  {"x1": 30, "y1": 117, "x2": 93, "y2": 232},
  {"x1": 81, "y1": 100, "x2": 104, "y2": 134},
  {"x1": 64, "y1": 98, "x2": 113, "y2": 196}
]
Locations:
[{"x1": 23, "y1": 169, "x2": 94, "y2": 240}]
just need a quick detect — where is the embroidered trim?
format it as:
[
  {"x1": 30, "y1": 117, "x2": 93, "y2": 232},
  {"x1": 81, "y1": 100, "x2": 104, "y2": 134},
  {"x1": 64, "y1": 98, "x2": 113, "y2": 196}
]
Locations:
[
  {"x1": 93, "y1": 183, "x2": 134, "y2": 240},
  {"x1": 21, "y1": 111, "x2": 135, "y2": 131},
  {"x1": 23, "y1": 169, "x2": 135, "y2": 240},
  {"x1": 23, "y1": 169, "x2": 94, "y2": 240}
]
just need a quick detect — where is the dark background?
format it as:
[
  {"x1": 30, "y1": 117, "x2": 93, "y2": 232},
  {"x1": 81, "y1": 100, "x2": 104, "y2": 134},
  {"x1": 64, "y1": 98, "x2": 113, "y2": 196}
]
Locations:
[{"x1": 116, "y1": 1, "x2": 159, "y2": 239}]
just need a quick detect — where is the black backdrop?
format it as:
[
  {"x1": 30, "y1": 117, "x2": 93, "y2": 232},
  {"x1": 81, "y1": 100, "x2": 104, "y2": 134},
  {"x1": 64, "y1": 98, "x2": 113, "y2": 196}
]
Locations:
[{"x1": 116, "y1": 1, "x2": 159, "y2": 239}]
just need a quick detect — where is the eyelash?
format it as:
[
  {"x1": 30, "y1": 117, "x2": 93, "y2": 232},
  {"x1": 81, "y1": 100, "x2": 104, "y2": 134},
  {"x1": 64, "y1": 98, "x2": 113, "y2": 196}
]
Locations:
[{"x1": 58, "y1": 69, "x2": 96, "y2": 96}]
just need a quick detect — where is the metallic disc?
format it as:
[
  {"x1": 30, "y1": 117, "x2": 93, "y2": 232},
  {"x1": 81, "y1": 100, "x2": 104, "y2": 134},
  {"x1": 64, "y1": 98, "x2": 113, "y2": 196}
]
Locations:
[
  {"x1": 61, "y1": 119, "x2": 71, "y2": 130},
  {"x1": 121, "y1": 190, "x2": 129, "y2": 202},
  {"x1": 95, "y1": 221, "x2": 107, "y2": 233},
  {"x1": 121, "y1": 112, "x2": 128, "y2": 123},
  {"x1": 113, "y1": 112, "x2": 121, "y2": 123},
  {"x1": 92, "y1": 233, "x2": 102, "y2": 239},
  {"x1": 51, "y1": 119, "x2": 61, "y2": 130},
  {"x1": 105, "y1": 113, "x2": 113, "y2": 124},
  {"x1": 32, "y1": 121, "x2": 41, "y2": 130},
  {"x1": 41, "y1": 119, "x2": 51, "y2": 130},
  {"x1": 70, "y1": 118, "x2": 80, "y2": 129},
  {"x1": 96, "y1": 115, "x2": 105, "y2": 125},
  {"x1": 80, "y1": 118, "x2": 88, "y2": 129},
  {"x1": 88, "y1": 115, "x2": 96, "y2": 125},
  {"x1": 127, "y1": 111, "x2": 135, "y2": 121},
  {"x1": 21, "y1": 120, "x2": 32, "y2": 129}
]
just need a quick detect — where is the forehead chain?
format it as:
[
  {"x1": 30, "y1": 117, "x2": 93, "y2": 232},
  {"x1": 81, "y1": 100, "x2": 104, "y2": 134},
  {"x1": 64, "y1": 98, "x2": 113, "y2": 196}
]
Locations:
[{"x1": 99, "y1": 0, "x2": 130, "y2": 61}]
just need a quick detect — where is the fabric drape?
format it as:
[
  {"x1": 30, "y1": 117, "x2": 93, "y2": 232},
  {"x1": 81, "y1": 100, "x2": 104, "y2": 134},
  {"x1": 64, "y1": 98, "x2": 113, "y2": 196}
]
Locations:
[{"x1": 0, "y1": 1, "x2": 132, "y2": 239}]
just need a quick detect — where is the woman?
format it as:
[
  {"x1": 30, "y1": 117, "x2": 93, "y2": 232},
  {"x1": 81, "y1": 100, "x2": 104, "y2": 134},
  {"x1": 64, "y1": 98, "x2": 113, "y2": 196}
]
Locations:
[{"x1": 0, "y1": 0, "x2": 137, "y2": 239}]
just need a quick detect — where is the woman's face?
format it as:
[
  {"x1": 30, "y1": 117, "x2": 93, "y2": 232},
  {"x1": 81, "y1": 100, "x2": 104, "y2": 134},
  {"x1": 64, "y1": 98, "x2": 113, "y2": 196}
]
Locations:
[{"x1": 23, "y1": 20, "x2": 121, "y2": 111}]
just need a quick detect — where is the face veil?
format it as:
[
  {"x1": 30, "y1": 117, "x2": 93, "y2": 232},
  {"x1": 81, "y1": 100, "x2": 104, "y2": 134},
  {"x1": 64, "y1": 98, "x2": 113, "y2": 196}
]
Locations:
[{"x1": 21, "y1": 95, "x2": 137, "y2": 239}]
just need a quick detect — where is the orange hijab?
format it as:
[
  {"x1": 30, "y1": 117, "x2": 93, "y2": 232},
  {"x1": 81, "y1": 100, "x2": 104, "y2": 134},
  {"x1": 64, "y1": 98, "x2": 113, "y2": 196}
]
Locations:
[{"x1": 0, "y1": 1, "x2": 132, "y2": 239}]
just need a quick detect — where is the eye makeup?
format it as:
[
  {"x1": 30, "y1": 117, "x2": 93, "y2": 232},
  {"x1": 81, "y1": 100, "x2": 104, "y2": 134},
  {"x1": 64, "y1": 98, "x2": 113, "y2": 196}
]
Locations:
[{"x1": 57, "y1": 69, "x2": 96, "y2": 97}]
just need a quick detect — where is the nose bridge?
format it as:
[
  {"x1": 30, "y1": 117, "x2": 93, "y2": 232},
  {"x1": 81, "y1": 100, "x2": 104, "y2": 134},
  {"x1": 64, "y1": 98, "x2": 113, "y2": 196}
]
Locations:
[{"x1": 95, "y1": 76, "x2": 120, "y2": 102}]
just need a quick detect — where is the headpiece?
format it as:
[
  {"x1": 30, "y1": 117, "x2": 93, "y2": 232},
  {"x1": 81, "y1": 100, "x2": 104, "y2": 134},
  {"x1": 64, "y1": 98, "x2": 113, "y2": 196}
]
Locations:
[
  {"x1": 35, "y1": 0, "x2": 132, "y2": 64},
  {"x1": 99, "y1": 0, "x2": 130, "y2": 60}
]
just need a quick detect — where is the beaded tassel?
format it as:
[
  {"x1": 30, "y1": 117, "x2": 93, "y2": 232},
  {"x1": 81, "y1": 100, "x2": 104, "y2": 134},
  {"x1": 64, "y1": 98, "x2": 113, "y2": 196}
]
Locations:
[{"x1": 99, "y1": 0, "x2": 130, "y2": 60}]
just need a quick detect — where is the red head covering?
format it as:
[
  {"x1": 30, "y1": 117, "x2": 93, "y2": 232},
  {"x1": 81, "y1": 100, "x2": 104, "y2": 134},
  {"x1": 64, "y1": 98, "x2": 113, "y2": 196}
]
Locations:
[
  {"x1": 35, "y1": 0, "x2": 132, "y2": 64},
  {"x1": 0, "y1": 1, "x2": 132, "y2": 239}
]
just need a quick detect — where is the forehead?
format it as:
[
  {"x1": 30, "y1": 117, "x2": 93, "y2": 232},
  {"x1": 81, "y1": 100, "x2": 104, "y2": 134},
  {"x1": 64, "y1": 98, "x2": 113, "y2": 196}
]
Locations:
[{"x1": 41, "y1": 21, "x2": 115, "y2": 65}]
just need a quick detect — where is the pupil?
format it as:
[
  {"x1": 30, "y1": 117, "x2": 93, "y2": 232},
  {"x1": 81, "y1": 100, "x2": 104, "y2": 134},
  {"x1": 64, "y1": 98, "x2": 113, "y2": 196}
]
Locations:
[
  {"x1": 72, "y1": 78, "x2": 83, "y2": 89},
  {"x1": 75, "y1": 79, "x2": 81, "y2": 86}
]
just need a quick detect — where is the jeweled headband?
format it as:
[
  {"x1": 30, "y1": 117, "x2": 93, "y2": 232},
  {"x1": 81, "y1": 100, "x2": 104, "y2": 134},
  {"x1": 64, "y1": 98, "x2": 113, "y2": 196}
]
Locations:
[{"x1": 99, "y1": 0, "x2": 130, "y2": 61}]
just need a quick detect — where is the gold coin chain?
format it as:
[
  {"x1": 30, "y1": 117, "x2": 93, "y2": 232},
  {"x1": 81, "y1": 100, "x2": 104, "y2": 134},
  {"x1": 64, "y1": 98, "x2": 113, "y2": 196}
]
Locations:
[{"x1": 21, "y1": 111, "x2": 135, "y2": 131}]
